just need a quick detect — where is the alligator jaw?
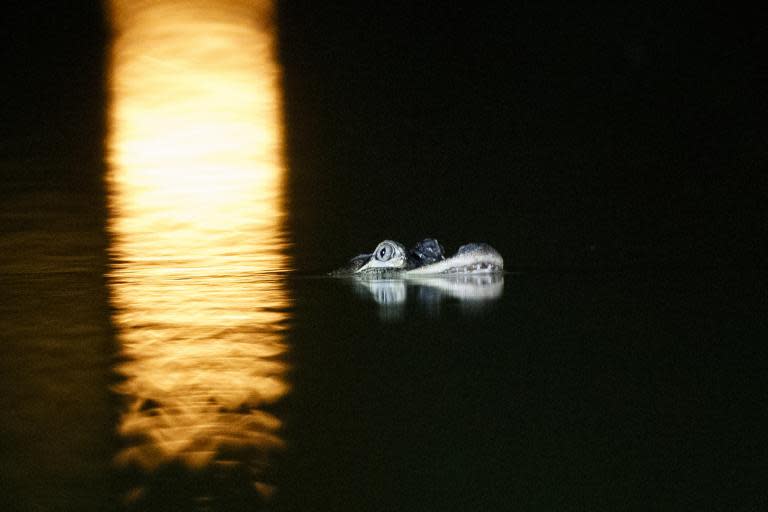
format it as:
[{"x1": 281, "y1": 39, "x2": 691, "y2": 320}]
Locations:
[{"x1": 404, "y1": 247, "x2": 503, "y2": 275}]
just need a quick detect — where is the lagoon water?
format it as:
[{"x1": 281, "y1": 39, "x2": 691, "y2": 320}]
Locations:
[
  {"x1": 0, "y1": 2, "x2": 763, "y2": 511},
  {"x1": 0, "y1": 170, "x2": 760, "y2": 511}
]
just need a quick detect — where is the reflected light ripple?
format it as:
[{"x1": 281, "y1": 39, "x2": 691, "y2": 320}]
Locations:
[{"x1": 105, "y1": 0, "x2": 290, "y2": 497}]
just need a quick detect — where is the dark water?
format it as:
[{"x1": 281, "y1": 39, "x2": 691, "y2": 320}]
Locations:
[
  {"x1": 0, "y1": 170, "x2": 763, "y2": 511},
  {"x1": 1, "y1": 2, "x2": 765, "y2": 511}
]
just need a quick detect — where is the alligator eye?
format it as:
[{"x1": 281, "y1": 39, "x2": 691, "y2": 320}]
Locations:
[{"x1": 375, "y1": 242, "x2": 394, "y2": 261}]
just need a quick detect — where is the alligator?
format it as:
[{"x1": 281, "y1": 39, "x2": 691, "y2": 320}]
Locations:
[{"x1": 333, "y1": 238, "x2": 504, "y2": 276}]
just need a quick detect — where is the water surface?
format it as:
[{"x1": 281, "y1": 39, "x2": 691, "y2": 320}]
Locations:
[
  {"x1": 106, "y1": 0, "x2": 290, "y2": 507},
  {"x1": 0, "y1": 2, "x2": 763, "y2": 511}
]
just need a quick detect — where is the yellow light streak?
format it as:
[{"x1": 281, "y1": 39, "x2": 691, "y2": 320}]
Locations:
[{"x1": 105, "y1": 0, "x2": 289, "y2": 491}]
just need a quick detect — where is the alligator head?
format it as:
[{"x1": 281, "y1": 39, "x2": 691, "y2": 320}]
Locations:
[{"x1": 334, "y1": 239, "x2": 503, "y2": 276}]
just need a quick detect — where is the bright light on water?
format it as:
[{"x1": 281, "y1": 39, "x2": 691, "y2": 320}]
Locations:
[{"x1": 105, "y1": 0, "x2": 289, "y2": 495}]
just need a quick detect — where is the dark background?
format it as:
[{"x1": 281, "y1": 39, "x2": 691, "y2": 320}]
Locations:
[
  {"x1": 2, "y1": 2, "x2": 765, "y2": 272},
  {"x1": 0, "y1": 2, "x2": 107, "y2": 165},
  {"x1": 1, "y1": 3, "x2": 766, "y2": 511},
  {"x1": 276, "y1": 2, "x2": 766, "y2": 272}
]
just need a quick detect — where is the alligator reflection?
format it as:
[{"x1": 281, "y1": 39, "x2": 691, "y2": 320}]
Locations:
[
  {"x1": 106, "y1": 0, "x2": 289, "y2": 506},
  {"x1": 351, "y1": 274, "x2": 504, "y2": 320}
]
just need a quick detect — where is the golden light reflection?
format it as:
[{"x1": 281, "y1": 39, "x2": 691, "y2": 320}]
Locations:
[{"x1": 105, "y1": 0, "x2": 290, "y2": 491}]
